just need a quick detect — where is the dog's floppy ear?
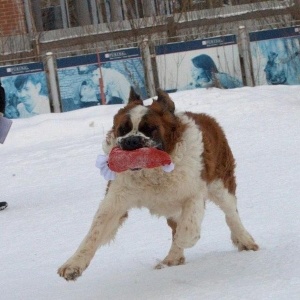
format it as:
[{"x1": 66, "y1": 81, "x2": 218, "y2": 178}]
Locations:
[
  {"x1": 156, "y1": 88, "x2": 175, "y2": 114},
  {"x1": 128, "y1": 87, "x2": 143, "y2": 105}
]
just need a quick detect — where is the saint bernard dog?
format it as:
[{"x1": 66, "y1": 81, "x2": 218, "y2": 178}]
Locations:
[{"x1": 58, "y1": 88, "x2": 259, "y2": 281}]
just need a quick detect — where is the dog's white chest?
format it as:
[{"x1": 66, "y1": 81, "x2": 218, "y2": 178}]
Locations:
[{"x1": 115, "y1": 163, "x2": 204, "y2": 217}]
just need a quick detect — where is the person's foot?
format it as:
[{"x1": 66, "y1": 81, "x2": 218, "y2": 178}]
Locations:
[{"x1": 0, "y1": 202, "x2": 8, "y2": 211}]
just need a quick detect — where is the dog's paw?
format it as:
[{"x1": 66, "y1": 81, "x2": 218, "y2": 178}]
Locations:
[
  {"x1": 57, "y1": 263, "x2": 83, "y2": 281},
  {"x1": 155, "y1": 256, "x2": 185, "y2": 269},
  {"x1": 231, "y1": 232, "x2": 259, "y2": 251}
]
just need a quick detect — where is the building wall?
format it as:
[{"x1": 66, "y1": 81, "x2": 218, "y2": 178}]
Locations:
[{"x1": 0, "y1": 0, "x2": 26, "y2": 36}]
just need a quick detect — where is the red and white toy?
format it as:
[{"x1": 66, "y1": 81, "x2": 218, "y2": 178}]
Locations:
[
  {"x1": 108, "y1": 147, "x2": 172, "y2": 172},
  {"x1": 96, "y1": 147, "x2": 174, "y2": 180}
]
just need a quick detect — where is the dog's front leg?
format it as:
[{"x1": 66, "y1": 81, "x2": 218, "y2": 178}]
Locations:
[
  {"x1": 58, "y1": 197, "x2": 128, "y2": 281},
  {"x1": 174, "y1": 196, "x2": 205, "y2": 249}
]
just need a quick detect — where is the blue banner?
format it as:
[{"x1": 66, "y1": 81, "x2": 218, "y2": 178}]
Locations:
[
  {"x1": 249, "y1": 26, "x2": 300, "y2": 86},
  {"x1": 0, "y1": 62, "x2": 51, "y2": 119},
  {"x1": 0, "y1": 62, "x2": 44, "y2": 77},
  {"x1": 57, "y1": 54, "x2": 98, "y2": 69},
  {"x1": 155, "y1": 35, "x2": 243, "y2": 92},
  {"x1": 99, "y1": 48, "x2": 141, "y2": 63},
  {"x1": 249, "y1": 26, "x2": 300, "y2": 42},
  {"x1": 56, "y1": 48, "x2": 147, "y2": 112},
  {"x1": 155, "y1": 35, "x2": 237, "y2": 55}
]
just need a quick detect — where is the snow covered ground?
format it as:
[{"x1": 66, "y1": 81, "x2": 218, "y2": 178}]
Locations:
[{"x1": 1, "y1": 85, "x2": 300, "y2": 300}]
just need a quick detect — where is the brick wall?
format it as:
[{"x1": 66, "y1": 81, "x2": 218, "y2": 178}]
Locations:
[{"x1": 0, "y1": 0, "x2": 26, "y2": 36}]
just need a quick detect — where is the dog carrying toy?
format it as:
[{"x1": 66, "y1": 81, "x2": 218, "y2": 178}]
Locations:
[{"x1": 96, "y1": 147, "x2": 174, "y2": 180}]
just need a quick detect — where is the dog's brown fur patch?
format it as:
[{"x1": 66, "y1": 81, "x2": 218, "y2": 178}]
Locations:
[{"x1": 185, "y1": 112, "x2": 236, "y2": 194}]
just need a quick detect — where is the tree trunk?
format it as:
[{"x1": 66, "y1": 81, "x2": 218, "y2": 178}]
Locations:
[
  {"x1": 110, "y1": 0, "x2": 123, "y2": 22},
  {"x1": 74, "y1": 0, "x2": 91, "y2": 26},
  {"x1": 31, "y1": 0, "x2": 43, "y2": 32},
  {"x1": 142, "y1": 0, "x2": 156, "y2": 17}
]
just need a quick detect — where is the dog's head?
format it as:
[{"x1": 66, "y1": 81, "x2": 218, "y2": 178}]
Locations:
[{"x1": 107, "y1": 87, "x2": 184, "y2": 154}]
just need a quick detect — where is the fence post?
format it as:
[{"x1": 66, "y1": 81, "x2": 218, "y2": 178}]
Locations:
[
  {"x1": 238, "y1": 25, "x2": 254, "y2": 87},
  {"x1": 142, "y1": 39, "x2": 156, "y2": 97},
  {"x1": 46, "y1": 52, "x2": 61, "y2": 113},
  {"x1": 291, "y1": 0, "x2": 300, "y2": 24}
]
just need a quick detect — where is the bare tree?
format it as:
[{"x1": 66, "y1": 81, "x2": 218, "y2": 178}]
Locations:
[
  {"x1": 74, "y1": 0, "x2": 92, "y2": 25},
  {"x1": 142, "y1": 0, "x2": 156, "y2": 17},
  {"x1": 110, "y1": 0, "x2": 124, "y2": 21},
  {"x1": 0, "y1": 0, "x2": 297, "y2": 63},
  {"x1": 31, "y1": 0, "x2": 44, "y2": 31}
]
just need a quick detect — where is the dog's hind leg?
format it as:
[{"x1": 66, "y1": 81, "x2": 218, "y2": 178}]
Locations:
[
  {"x1": 155, "y1": 218, "x2": 185, "y2": 269},
  {"x1": 208, "y1": 180, "x2": 259, "y2": 251},
  {"x1": 58, "y1": 198, "x2": 129, "y2": 281}
]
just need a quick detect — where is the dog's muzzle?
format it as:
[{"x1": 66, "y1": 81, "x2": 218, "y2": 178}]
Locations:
[
  {"x1": 118, "y1": 135, "x2": 163, "y2": 151},
  {"x1": 120, "y1": 136, "x2": 145, "y2": 150}
]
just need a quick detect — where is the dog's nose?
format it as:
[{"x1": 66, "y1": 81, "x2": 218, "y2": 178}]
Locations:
[{"x1": 122, "y1": 136, "x2": 143, "y2": 150}]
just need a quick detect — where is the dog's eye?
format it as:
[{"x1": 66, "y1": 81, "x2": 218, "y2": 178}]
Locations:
[
  {"x1": 139, "y1": 124, "x2": 157, "y2": 137},
  {"x1": 118, "y1": 122, "x2": 131, "y2": 136}
]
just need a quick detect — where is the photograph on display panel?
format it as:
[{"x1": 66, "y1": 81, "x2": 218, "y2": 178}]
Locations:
[
  {"x1": 99, "y1": 49, "x2": 147, "y2": 102},
  {"x1": 57, "y1": 49, "x2": 147, "y2": 112},
  {"x1": 0, "y1": 63, "x2": 51, "y2": 119},
  {"x1": 155, "y1": 35, "x2": 243, "y2": 93},
  {"x1": 57, "y1": 54, "x2": 101, "y2": 112},
  {"x1": 249, "y1": 26, "x2": 300, "y2": 86}
]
